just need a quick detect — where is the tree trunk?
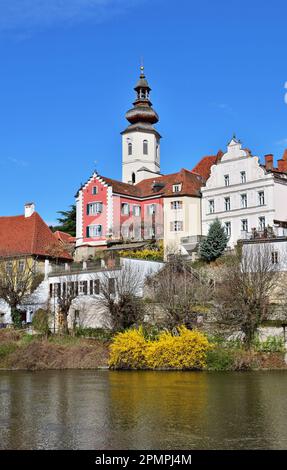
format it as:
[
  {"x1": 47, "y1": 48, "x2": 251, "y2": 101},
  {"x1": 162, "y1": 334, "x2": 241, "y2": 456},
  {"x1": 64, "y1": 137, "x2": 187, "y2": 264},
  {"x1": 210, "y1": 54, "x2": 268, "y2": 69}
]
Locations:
[{"x1": 58, "y1": 311, "x2": 69, "y2": 335}]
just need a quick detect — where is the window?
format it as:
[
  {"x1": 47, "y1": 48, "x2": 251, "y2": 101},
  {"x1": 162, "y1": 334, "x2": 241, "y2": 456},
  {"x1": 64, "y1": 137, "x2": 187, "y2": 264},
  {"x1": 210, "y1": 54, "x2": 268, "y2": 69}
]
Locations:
[
  {"x1": 90, "y1": 279, "x2": 100, "y2": 295},
  {"x1": 6, "y1": 261, "x2": 12, "y2": 274},
  {"x1": 128, "y1": 142, "x2": 132, "y2": 155},
  {"x1": 87, "y1": 225, "x2": 102, "y2": 237},
  {"x1": 18, "y1": 260, "x2": 25, "y2": 272},
  {"x1": 171, "y1": 201, "x2": 183, "y2": 210},
  {"x1": 258, "y1": 216, "x2": 266, "y2": 231},
  {"x1": 224, "y1": 222, "x2": 231, "y2": 237},
  {"x1": 79, "y1": 281, "x2": 88, "y2": 296},
  {"x1": 149, "y1": 227, "x2": 155, "y2": 238},
  {"x1": 121, "y1": 203, "x2": 130, "y2": 215},
  {"x1": 173, "y1": 184, "x2": 181, "y2": 193},
  {"x1": 87, "y1": 202, "x2": 103, "y2": 215},
  {"x1": 241, "y1": 194, "x2": 247, "y2": 208},
  {"x1": 148, "y1": 204, "x2": 156, "y2": 215},
  {"x1": 224, "y1": 175, "x2": 230, "y2": 186},
  {"x1": 133, "y1": 205, "x2": 141, "y2": 216},
  {"x1": 241, "y1": 219, "x2": 248, "y2": 232},
  {"x1": 224, "y1": 197, "x2": 231, "y2": 211},
  {"x1": 271, "y1": 251, "x2": 279, "y2": 264},
  {"x1": 208, "y1": 200, "x2": 215, "y2": 214},
  {"x1": 132, "y1": 172, "x2": 135, "y2": 184},
  {"x1": 258, "y1": 191, "x2": 265, "y2": 206},
  {"x1": 108, "y1": 278, "x2": 116, "y2": 295},
  {"x1": 170, "y1": 221, "x2": 183, "y2": 232},
  {"x1": 143, "y1": 140, "x2": 148, "y2": 155},
  {"x1": 92, "y1": 186, "x2": 98, "y2": 195},
  {"x1": 240, "y1": 171, "x2": 246, "y2": 183}
]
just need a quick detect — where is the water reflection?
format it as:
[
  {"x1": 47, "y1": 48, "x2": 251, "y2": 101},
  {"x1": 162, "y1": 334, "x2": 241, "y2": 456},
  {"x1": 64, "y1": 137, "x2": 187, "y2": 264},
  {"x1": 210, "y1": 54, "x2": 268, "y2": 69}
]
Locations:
[{"x1": 0, "y1": 370, "x2": 287, "y2": 449}]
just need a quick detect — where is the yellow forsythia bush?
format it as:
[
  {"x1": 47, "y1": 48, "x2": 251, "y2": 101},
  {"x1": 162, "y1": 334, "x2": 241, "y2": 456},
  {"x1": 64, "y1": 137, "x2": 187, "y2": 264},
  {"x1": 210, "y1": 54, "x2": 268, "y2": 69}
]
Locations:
[
  {"x1": 109, "y1": 327, "x2": 148, "y2": 369},
  {"x1": 109, "y1": 326, "x2": 212, "y2": 370}
]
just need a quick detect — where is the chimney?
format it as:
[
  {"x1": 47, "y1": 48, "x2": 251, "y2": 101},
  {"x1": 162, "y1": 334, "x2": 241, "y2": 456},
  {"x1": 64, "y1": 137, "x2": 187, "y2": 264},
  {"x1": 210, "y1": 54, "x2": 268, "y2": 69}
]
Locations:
[
  {"x1": 264, "y1": 154, "x2": 274, "y2": 171},
  {"x1": 24, "y1": 202, "x2": 35, "y2": 218},
  {"x1": 277, "y1": 149, "x2": 287, "y2": 173},
  {"x1": 277, "y1": 159, "x2": 287, "y2": 173}
]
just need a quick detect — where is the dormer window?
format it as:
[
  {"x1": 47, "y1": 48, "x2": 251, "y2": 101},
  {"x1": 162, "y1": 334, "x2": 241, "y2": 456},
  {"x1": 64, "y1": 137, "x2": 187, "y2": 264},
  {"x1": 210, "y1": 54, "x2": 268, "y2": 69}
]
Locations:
[
  {"x1": 173, "y1": 184, "x2": 182, "y2": 193},
  {"x1": 143, "y1": 140, "x2": 148, "y2": 155},
  {"x1": 128, "y1": 142, "x2": 132, "y2": 156}
]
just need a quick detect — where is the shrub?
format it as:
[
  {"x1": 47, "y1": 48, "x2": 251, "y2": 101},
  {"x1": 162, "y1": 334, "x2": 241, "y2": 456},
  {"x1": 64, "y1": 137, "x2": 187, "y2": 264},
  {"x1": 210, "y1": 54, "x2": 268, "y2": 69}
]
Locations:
[
  {"x1": 0, "y1": 342, "x2": 17, "y2": 358},
  {"x1": 109, "y1": 327, "x2": 148, "y2": 369},
  {"x1": 32, "y1": 309, "x2": 50, "y2": 337},
  {"x1": 109, "y1": 326, "x2": 212, "y2": 370},
  {"x1": 206, "y1": 346, "x2": 235, "y2": 371},
  {"x1": 119, "y1": 242, "x2": 164, "y2": 261},
  {"x1": 252, "y1": 335, "x2": 285, "y2": 353},
  {"x1": 75, "y1": 327, "x2": 112, "y2": 341},
  {"x1": 145, "y1": 327, "x2": 212, "y2": 370}
]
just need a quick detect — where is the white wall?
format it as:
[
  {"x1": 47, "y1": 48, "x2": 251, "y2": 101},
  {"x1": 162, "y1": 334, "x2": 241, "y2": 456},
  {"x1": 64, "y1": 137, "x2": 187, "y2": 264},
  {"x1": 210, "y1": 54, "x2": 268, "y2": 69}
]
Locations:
[{"x1": 122, "y1": 130, "x2": 160, "y2": 183}]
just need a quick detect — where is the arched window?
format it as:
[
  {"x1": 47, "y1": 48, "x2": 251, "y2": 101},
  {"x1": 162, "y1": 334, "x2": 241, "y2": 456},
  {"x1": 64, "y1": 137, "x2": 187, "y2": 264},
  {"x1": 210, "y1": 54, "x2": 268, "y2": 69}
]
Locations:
[
  {"x1": 143, "y1": 140, "x2": 148, "y2": 155},
  {"x1": 128, "y1": 142, "x2": 132, "y2": 155},
  {"x1": 132, "y1": 172, "x2": 136, "y2": 184}
]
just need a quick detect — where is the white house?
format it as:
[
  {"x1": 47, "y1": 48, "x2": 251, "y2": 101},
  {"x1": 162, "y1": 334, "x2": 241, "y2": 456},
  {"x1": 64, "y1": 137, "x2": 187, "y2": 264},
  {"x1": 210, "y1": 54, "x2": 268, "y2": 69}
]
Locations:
[{"x1": 201, "y1": 137, "x2": 287, "y2": 248}]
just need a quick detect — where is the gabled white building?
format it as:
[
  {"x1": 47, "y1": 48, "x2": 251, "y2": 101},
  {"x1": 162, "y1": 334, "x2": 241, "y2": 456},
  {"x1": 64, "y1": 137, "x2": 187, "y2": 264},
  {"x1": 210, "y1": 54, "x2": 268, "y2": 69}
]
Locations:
[{"x1": 201, "y1": 137, "x2": 287, "y2": 248}]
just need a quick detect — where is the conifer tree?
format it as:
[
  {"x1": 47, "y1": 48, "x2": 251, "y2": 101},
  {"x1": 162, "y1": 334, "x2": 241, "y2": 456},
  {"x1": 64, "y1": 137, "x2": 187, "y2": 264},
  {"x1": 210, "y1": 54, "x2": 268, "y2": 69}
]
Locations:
[{"x1": 199, "y1": 218, "x2": 228, "y2": 262}]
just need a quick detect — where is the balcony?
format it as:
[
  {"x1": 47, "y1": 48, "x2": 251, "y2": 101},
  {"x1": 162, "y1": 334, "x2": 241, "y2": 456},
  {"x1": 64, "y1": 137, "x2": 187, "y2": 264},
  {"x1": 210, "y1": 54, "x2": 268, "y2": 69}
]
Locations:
[
  {"x1": 240, "y1": 225, "x2": 287, "y2": 241},
  {"x1": 180, "y1": 235, "x2": 206, "y2": 254},
  {"x1": 49, "y1": 258, "x2": 121, "y2": 276}
]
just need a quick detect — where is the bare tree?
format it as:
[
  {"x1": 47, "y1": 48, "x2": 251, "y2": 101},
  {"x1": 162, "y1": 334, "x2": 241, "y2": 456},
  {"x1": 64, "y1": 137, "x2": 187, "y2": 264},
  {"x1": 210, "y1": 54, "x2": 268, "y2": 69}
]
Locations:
[
  {"x1": 96, "y1": 262, "x2": 144, "y2": 331},
  {"x1": 213, "y1": 244, "x2": 278, "y2": 348},
  {"x1": 52, "y1": 274, "x2": 80, "y2": 334},
  {"x1": 0, "y1": 256, "x2": 44, "y2": 326},
  {"x1": 148, "y1": 253, "x2": 212, "y2": 329}
]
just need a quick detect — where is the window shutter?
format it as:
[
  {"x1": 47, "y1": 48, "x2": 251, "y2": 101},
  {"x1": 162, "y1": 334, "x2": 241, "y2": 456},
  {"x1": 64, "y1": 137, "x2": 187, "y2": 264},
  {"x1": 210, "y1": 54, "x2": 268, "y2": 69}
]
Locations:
[
  {"x1": 86, "y1": 204, "x2": 90, "y2": 215},
  {"x1": 86, "y1": 226, "x2": 90, "y2": 238},
  {"x1": 90, "y1": 280, "x2": 93, "y2": 295},
  {"x1": 83, "y1": 281, "x2": 88, "y2": 295},
  {"x1": 95, "y1": 279, "x2": 100, "y2": 295}
]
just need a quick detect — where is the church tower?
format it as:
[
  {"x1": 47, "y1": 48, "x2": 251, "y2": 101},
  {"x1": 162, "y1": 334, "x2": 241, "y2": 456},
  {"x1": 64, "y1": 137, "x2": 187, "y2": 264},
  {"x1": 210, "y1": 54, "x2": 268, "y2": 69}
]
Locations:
[{"x1": 122, "y1": 66, "x2": 161, "y2": 184}]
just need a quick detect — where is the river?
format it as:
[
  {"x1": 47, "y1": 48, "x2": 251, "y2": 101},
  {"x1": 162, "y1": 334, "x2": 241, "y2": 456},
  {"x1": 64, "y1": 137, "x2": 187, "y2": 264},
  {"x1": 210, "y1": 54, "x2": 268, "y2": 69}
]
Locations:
[{"x1": 0, "y1": 370, "x2": 286, "y2": 449}]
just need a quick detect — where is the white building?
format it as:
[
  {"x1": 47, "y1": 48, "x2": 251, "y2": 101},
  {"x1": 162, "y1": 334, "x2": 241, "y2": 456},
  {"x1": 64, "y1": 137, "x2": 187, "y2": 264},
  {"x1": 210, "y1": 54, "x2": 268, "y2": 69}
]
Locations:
[{"x1": 201, "y1": 137, "x2": 287, "y2": 248}]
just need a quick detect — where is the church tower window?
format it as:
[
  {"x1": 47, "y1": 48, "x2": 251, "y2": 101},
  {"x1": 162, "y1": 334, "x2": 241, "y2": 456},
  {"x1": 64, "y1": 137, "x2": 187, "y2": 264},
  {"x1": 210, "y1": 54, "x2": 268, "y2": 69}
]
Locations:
[
  {"x1": 128, "y1": 142, "x2": 132, "y2": 155},
  {"x1": 143, "y1": 140, "x2": 148, "y2": 155}
]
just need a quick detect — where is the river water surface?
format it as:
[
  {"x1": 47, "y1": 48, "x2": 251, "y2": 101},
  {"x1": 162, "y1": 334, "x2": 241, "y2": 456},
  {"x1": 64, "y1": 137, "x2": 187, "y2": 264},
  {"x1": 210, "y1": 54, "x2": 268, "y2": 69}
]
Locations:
[{"x1": 0, "y1": 370, "x2": 287, "y2": 449}]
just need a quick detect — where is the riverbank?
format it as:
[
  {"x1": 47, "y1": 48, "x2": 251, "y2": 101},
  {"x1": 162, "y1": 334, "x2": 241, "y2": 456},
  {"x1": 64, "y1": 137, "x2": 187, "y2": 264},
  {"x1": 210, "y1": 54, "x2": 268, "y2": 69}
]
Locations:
[
  {"x1": 0, "y1": 329, "x2": 286, "y2": 371},
  {"x1": 0, "y1": 329, "x2": 110, "y2": 370}
]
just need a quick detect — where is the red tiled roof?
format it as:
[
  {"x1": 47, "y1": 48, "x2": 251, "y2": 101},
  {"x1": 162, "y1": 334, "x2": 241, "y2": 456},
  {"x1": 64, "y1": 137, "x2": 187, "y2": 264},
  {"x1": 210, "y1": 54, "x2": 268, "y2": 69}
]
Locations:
[
  {"x1": 191, "y1": 151, "x2": 223, "y2": 180},
  {"x1": 135, "y1": 169, "x2": 205, "y2": 197},
  {"x1": 98, "y1": 168, "x2": 205, "y2": 199},
  {"x1": 0, "y1": 212, "x2": 73, "y2": 260},
  {"x1": 53, "y1": 230, "x2": 76, "y2": 244}
]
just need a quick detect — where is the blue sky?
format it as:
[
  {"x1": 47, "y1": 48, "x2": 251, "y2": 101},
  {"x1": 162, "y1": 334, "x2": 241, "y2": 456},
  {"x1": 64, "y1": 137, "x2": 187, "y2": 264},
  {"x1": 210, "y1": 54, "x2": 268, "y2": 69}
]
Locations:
[{"x1": 0, "y1": 0, "x2": 287, "y2": 224}]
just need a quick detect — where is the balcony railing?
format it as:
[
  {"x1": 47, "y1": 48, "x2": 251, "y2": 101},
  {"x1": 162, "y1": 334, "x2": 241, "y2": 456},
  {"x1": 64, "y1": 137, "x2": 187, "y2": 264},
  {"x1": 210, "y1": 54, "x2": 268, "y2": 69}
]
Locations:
[
  {"x1": 240, "y1": 226, "x2": 287, "y2": 241},
  {"x1": 49, "y1": 258, "x2": 121, "y2": 276}
]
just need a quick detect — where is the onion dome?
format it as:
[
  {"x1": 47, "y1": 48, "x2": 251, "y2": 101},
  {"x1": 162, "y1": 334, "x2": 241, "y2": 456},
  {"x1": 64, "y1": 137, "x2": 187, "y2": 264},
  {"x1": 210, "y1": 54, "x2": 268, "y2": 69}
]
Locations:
[{"x1": 125, "y1": 66, "x2": 159, "y2": 126}]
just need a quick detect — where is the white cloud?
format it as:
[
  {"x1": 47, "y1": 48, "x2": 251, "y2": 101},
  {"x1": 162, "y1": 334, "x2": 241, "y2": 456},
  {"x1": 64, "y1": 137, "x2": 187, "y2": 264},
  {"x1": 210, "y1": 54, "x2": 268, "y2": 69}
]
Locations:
[{"x1": 0, "y1": 0, "x2": 143, "y2": 32}]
